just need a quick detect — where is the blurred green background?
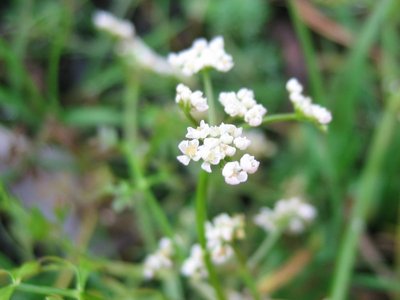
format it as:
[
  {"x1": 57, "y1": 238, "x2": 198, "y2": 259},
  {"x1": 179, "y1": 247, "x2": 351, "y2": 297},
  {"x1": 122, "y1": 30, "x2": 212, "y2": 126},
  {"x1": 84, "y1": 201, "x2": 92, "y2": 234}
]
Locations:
[{"x1": 0, "y1": 0, "x2": 399, "y2": 299}]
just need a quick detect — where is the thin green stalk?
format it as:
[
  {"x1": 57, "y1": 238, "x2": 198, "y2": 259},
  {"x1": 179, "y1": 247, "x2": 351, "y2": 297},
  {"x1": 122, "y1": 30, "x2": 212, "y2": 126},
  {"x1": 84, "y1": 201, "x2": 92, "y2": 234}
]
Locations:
[
  {"x1": 232, "y1": 244, "x2": 261, "y2": 300},
  {"x1": 248, "y1": 230, "x2": 281, "y2": 270},
  {"x1": 261, "y1": 113, "x2": 298, "y2": 125},
  {"x1": 195, "y1": 171, "x2": 226, "y2": 300},
  {"x1": 123, "y1": 73, "x2": 156, "y2": 250},
  {"x1": 330, "y1": 89, "x2": 400, "y2": 300},
  {"x1": 48, "y1": 1, "x2": 70, "y2": 114},
  {"x1": 287, "y1": 0, "x2": 324, "y2": 104},
  {"x1": 16, "y1": 283, "x2": 78, "y2": 298},
  {"x1": 202, "y1": 70, "x2": 217, "y2": 125}
]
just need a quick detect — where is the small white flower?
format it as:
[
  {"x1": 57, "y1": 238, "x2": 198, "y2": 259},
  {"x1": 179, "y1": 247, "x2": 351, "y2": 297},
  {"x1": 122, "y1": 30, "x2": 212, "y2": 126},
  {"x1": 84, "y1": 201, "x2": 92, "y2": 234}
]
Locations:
[
  {"x1": 93, "y1": 10, "x2": 134, "y2": 40},
  {"x1": 168, "y1": 36, "x2": 233, "y2": 76},
  {"x1": 244, "y1": 104, "x2": 267, "y2": 127},
  {"x1": 177, "y1": 139, "x2": 200, "y2": 165},
  {"x1": 186, "y1": 120, "x2": 210, "y2": 139},
  {"x1": 222, "y1": 162, "x2": 248, "y2": 185},
  {"x1": 181, "y1": 244, "x2": 207, "y2": 279},
  {"x1": 143, "y1": 238, "x2": 174, "y2": 279},
  {"x1": 286, "y1": 78, "x2": 303, "y2": 95},
  {"x1": 233, "y1": 136, "x2": 251, "y2": 150},
  {"x1": 239, "y1": 154, "x2": 259, "y2": 174},
  {"x1": 175, "y1": 84, "x2": 208, "y2": 113}
]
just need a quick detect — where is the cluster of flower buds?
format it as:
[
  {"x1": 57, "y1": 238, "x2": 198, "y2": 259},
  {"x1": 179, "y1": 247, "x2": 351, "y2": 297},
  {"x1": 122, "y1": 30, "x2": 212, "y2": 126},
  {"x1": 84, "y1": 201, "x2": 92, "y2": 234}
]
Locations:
[
  {"x1": 168, "y1": 36, "x2": 234, "y2": 76},
  {"x1": 219, "y1": 88, "x2": 267, "y2": 127},
  {"x1": 254, "y1": 197, "x2": 316, "y2": 234},
  {"x1": 286, "y1": 78, "x2": 332, "y2": 126},
  {"x1": 93, "y1": 10, "x2": 134, "y2": 40},
  {"x1": 143, "y1": 238, "x2": 174, "y2": 279},
  {"x1": 175, "y1": 84, "x2": 209, "y2": 113},
  {"x1": 181, "y1": 244, "x2": 208, "y2": 279}
]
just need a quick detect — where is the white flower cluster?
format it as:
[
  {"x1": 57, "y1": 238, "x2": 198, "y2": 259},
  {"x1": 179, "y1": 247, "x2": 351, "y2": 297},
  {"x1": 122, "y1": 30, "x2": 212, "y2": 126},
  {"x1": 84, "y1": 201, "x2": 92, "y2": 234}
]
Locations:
[
  {"x1": 168, "y1": 36, "x2": 234, "y2": 76},
  {"x1": 93, "y1": 10, "x2": 134, "y2": 40},
  {"x1": 206, "y1": 213, "x2": 245, "y2": 264},
  {"x1": 181, "y1": 213, "x2": 245, "y2": 279},
  {"x1": 254, "y1": 197, "x2": 316, "y2": 234},
  {"x1": 286, "y1": 78, "x2": 332, "y2": 125},
  {"x1": 219, "y1": 89, "x2": 267, "y2": 127},
  {"x1": 177, "y1": 121, "x2": 260, "y2": 184},
  {"x1": 175, "y1": 84, "x2": 208, "y2": 113},
  {"x1": 181, "y1": 244, "x2": 208, "y2": 279},
  {"x1": 143, "y1": 238, "x2": 174, "y2": 279}
]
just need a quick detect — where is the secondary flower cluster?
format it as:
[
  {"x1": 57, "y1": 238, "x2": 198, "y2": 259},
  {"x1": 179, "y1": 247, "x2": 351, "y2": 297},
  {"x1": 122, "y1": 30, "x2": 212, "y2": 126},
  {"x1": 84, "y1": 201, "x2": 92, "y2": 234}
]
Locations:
[
  {"x1": 175, "y1": 84, "x2": 208, "y2": 113},
  {"x1": 143, "y1": 238, "x2": 174, "y2": 279},
  {"x1": 177, "y1": 121, "x2": 260, "y2": 184},
  {"x1": 254, "y1": 197, "x2": 316, "y2": 234},
  {"x1": 219, "y1": 88, "x2": 267, "y2": 127},
  {"x1": 182, "y1": 213, "x2": 245, "y2": 279},
  {"x1": 93, "y1": 11, "x2": 176, "y2": 76},
  {"x1": 168, "y1": 36, "x2": 234, "y2": 76},
  {"x1": 286, "y1": 78, "x2": 332, "y2": 126}
]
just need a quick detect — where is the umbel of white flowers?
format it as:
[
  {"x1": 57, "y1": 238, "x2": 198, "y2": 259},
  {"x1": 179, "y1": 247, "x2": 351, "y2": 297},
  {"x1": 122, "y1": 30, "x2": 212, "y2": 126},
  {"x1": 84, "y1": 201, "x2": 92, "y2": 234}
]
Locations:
[
  {"x1": 177, "y1": 120, "x2": 260, "y2": 185},
  {"x1": 286, "y1": 78, "x2": 332, "y2": 126},
  {"x1": 168, "y1": 36, "x2": 234, "y2": 76},
  {"x1": 254, "y1": 197, "x2": 316, "y2": 234},
  {"x1": 143, "y1": 238, "x2": 174, "y2": 279},
  {"x1": 181, "y1": 213, "x2": 245, "y2": 279}
]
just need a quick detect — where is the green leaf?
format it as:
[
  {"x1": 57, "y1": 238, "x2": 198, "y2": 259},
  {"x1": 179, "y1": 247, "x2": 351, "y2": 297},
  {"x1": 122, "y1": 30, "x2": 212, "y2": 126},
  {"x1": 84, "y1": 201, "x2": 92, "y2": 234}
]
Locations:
[
  {"x1": 12, "y1": 261, "x2": 40, "y2": 281},
  {"x1": 0, "y1": 285, "x2": 15, "y2": 300}
]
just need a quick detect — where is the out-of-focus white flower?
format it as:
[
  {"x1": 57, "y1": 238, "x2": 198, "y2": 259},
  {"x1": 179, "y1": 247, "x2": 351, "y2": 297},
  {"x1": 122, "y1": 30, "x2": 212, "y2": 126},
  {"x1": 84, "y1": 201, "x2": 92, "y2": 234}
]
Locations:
[
  {"x1": 286, "y1": 78, "x2": 332, "y2": 126},
  {"x1": 93, "y1": 11, "x2": 178, "y2": 76},
  {"x1": 254, "y1": 197, "x2": 316, "y2": 234},
  {"x1": 205, "y1": 213, "x2": 245, "y2": 264},
  {"x1": 168, "y1": 36, "x2": 233, "y2": 76},
  {"x1": 143, "y1": 238, "x2": 174, "y2": 279},
  {"x1": 245, "y1": 130, "x2": 277, "y2": 158},
  {"x1": 181, "y1": 244, "x2": 208, "y2": 279},
  {"x1": 93, "y1": 10, "x2": 134, "y2": 40},
  {"x1": 175, "y1": 84, "x2": 208, "y2": 113},
  {"x1": 239, "y1": 154, "x2": 259, "y2": 174},
  {"x1": 219, "y1": 88, "x2": 267, "y2": 127}
]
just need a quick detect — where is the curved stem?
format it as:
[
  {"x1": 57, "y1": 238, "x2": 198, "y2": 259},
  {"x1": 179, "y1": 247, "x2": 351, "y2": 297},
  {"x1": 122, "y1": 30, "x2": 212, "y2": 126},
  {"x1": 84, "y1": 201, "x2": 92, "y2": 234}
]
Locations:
[
  {"x1": 262, "y1": 113, "x2": 299, "y2": 125},
  {"x1": 202, "y1": 70, "x2": 217, "y2": 125},
  {"x1": 232, "y1": 244, "x2": 261, "y2": 300},
  {"x1": 195, "y1": 171, "x2": 226, "y2": 300},
  {"x1": 248, "y1": 230, "x2": 281, "y2": 270},
  {"x1": 330, "y1": 89, "x2": 400, "y2": 299}
]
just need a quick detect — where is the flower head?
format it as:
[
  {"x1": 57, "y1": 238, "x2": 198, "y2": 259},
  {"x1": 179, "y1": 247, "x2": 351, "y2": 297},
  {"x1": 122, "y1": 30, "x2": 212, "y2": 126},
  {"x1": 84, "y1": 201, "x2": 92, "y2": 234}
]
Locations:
[
  {"x1": 286, "y1": 78, "x2": 332, "y2": 126},
  {"x1": 143, "y1": 238, "x2": 174, "y2": 279},
  {"x1": 168, "y1": 36, "x2": 233, "y2": 76},
  {"x1": 175, "y1": 84, "x2": 208, "y2": 113},
  {"x1": 181, "y1": 244, "x2": 208, "y2": 279},
  {"x1": 219, "y1": 88, "x2": 267, "y2": 127},
  {"x1": 254, "y1": 197, "x2": 316, "y2": 234}
]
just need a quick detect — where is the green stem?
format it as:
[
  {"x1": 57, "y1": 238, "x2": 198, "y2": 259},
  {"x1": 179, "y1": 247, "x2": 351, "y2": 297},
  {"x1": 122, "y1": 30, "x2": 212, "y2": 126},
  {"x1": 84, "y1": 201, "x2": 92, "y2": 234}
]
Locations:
[
  {"x1": 16, "y1": 283, "x2": 78, "y2": 298},
  {"x1": 232, "y1": 244, "x2": 261, "y2": 300},
  {"x1": 202, "y1": 70, "x2": 217, "y2": 125},
  {"x1": 287, "y1": 0, "x2": 324, "y2": 104},
  {"x1": 261, "y1": 113, "x2": 298, "y2": 125},
  {"x1": 123, "y1": 72, "x2": 156, "y2": 250},
  {"x1": 330, "y1": 89, "x2": 400, "y2": 299},
  {"x1": 248, "y1": 230, "x2": 281, "y2": 270},
  {"x1": 48, "y1": 1, "x2": 70, "y2": 115},
  {"x1": 195, "y1": 171, "x2": 226, "y2": 300}
]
